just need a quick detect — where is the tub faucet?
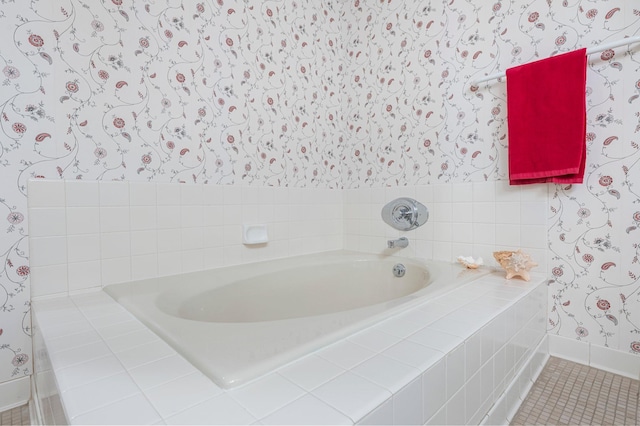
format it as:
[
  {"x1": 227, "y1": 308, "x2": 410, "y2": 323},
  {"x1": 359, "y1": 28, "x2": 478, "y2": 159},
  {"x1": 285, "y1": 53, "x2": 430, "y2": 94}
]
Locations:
[{"x1": 387, "y1": 237, "x2": 409, "y2": 249}]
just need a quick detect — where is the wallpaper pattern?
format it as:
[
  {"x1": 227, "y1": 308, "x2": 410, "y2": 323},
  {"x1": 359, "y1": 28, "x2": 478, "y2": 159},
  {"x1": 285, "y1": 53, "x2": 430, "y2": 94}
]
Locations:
[
  {"x1": 1, "y1": 0, "x2": 639, "y2": 386},
  {"x1": 0, "y1": 0, "x2": 345, "y2": 383},
  {"x1": 339, "y1": 0, "x2": 640, "y2": 356}
]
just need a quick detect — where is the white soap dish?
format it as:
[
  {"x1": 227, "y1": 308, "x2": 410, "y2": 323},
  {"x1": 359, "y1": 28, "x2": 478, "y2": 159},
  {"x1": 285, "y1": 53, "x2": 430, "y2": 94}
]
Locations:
[{"x1": 243, "y1": 224, "x2": 268, "y2": 245}]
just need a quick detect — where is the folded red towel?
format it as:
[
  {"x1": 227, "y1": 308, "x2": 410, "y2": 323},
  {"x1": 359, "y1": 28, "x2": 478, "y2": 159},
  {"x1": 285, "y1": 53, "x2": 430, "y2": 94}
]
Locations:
[{"x1": 506, "y1": 48, "x2": 587, "y2": 185}]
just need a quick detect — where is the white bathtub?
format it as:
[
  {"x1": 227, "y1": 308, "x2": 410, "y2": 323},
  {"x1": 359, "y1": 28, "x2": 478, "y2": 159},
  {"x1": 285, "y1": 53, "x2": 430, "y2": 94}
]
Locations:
[{"x1": 105, "y1": 251, "x2": 489, "y2": 388}]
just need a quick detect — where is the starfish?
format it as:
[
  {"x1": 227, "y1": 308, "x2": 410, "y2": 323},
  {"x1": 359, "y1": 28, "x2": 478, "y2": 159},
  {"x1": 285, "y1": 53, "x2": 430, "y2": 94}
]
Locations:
[{"x1": 493, "y1": 249, "x2": 538, "y2": 281}]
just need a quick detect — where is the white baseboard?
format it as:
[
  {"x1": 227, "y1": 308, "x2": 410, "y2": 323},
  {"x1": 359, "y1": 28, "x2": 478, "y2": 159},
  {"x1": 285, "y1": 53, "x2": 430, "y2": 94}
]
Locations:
[
  {"x1": 0, "y1": 376, "x2": 31, "y2": 412},
  {"x1": 548, "y1": 334, "x2": 640, "y2": 380}
]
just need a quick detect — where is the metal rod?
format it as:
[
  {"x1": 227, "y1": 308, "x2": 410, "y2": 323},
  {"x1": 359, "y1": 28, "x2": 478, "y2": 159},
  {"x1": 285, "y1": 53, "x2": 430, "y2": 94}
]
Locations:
[{"x1": 472, "y1": 35, "x2": 640, "y2": 85}]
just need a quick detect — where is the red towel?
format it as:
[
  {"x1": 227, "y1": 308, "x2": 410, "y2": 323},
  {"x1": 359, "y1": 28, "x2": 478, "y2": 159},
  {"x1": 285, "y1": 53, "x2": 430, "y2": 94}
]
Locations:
[{"x1": 506, "y1": 48, "x2": 587, "y2": 185}]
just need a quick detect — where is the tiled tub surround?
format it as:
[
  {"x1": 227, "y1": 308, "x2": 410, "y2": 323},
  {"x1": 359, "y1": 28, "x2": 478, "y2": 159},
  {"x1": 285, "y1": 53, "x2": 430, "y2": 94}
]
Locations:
[
  {"x1": 27, "y1": 179, "x2": 343, "y2": 297},
  {"x1": 32, "y1": 270, "x2": 547, "y2": 425},
  {"x1": 343, "y1": 181, "x2": 549, "y2": 273},
  {"x1": 27, "y1": 179, "x2": 548, "y2": 301}
]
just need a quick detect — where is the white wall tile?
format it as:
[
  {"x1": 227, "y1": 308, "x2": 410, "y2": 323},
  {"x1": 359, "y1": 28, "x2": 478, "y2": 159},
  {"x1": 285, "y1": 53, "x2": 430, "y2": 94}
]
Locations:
[
  {"x1": 312, "y1": 372, "x2": 391, "y2": 423},
  {"x1": 144, "y1": 373, "x2": 222, "y2": 419},
  {"x1": 356, "y1": 398, "x2": 393, "y2": 425},
  {"x1": 473, "y1": 182, "x2": 496, "y2": 202},
  {"x1": 99, "y1": 181, "x2": 130, "y2": 207},
  {"x1": 157, "y1": 206, "x2": 180, "y2": 229},
  {"x1": 520, "y1": 201, "x2": 546, "y2": 226},
  {"x1": 115, "y1": 340, "x2": 175, "y2": 371},
  {"x1": 130, "y1": 206, "x2": 157, "y2": 231},
  {"x1": 521, "y1": 225, "x2": 547, "y2": 249},
  {"x1": 223, "y1": 185, "x2": 242, "y2": 205},
  {"x1": 67, "y1": 234, "x2": 100, "y2": 263},
  {"x1": 68, "y1": 260, "x2": 101, "y2": 292},
  {"x1": 131, "y1": 230, "x2": 157, "y2": 256},
  {"x1": 434, "y1": 222, "x2": 452, "y2": 242},
  {"x1": 425, "y1": 405, "x2": 446, "y2": 426},
  {"x1": 29, "y1": 208, "x2": 66, "y2": 237},
  {"x1": 273, "y1": 187, "x2": 289, "y2": 205},
  {"x1": 100, "y1": 207, "x2": 130, "y2": 233},
  {"x1": 156, "y1": 183, "x2": 181, "y2": 206},
  {"x1": 452, "y1": 223, "x2": 473, "y2": 243},
  {"x1": 72, "y1": 393, "x2": 161, "y2": 426},
  {"x1": 474, "y1": 223, "x2": 496, "y2": 246},
  {"x1": 431, "y1": 202, "x2": 453, "y2": 223},
  {"x1": 228, "y1": 373, "x2": 304, "y2": 419},
  {"x1": 129, "y1": 181, "x2": 157, "y2": 206},
  {"x1": 203, "y1": 184, "x2": 224, "y2": 205},
  {"x1": 352, "y1": 355, "x2": 420, "y2": 394},
  {"x1": 494, "y1": 181, "x2": 520, "y2": 202},
  {"x1": 180, "y1": 205, "x2": 204, "y2": 228},
  {"x1": 495, "y1": 224, "x2": 520, "y2": 248},
  {"x1": 31, "y1": 264, "x2": 68, "y2": 298},
  {"x1": 66, "y1": 181, "x2": 100, "y2": 207},
  {"x1": 465, "y1": 370, "x2": 483, "y2": 424},
  {"x1": 157, "y1": 229, "x2": 181, "y2": 252},
  {"x1": 473, "y1": 202, "x2": 496, "y2": 223},
  {"x1": 452, "y1": 203, "x2": 473, "y2": 223},
  {"x1": 157, "y1": 252, "x2": 183, "y2": 276},
  {"x1": 392, "y1": 378, "x2": 423, "y2": 425},
  {"x1": 101, "y1": 257, "x2": 131, "y2": 286},
  {"x1": 278, "y1": 355, "x2": 344, "y2": 392},
  {"x1": 317, "y1": 341, "x2": 376, "y2": 370},
  {"x1": 180, "y1": 228, "x2": 204, "y2": 250},
  {"x1": 382, "y1": 341, "x2": 443, "y2": 371},
  {"x1": 63, "y1": 372, "x2": 139, "y2": 420},
  {"x1": 28, "y1": 179, "x2": 66, "y2": 208},
  {"x1": 480, "y1": 357, "x2": 494, "y2": 406},
  {"x1": 30, "y1": 236, "x2": 67, "y2": 267},
  {"x1": 263, "y1": 394, "x2": 349, "y2": 425},
  {"x1": 432, "y1": 241, "x2": 452, "y2": 262},
  {"x1": 203, "y1": 205, "x2": 224, "y2": 227},
  {"x1": 67, "y1": 207, "x2": 100, "y2": 235},
  {"x1": 495, "y1": 202, "x2": 520, "y2": 225},
  {"x1": 433, "y1": 184, "x2": 452, "y2": 203},
  {"x1": 56, "y1": 354, "x2": 124, "y2": 392},
  {"x1": 452, "y1": 183, "x2": 473, "y2": 202},
  {"x1": 131, "y1": 254, "x2": 158, "y2": 280},
  {"x1": 445, "y1": 387, "x2": 466, "y2": 426},
  {"x1": 445, "y1": 344, "x2": 465, "y2": 399},
  {"x1": 181, "y1": 249, "x2": 203, "y2": 273},
  {"x1": 465, "y1": 332, "x2": 482, "y2": 380},
  {"x1": 101, "y1": 232, "x2": 131, "y2": 259},
  {"x1": 180, "y1": 184, "x2": 203, "y2": 206}
]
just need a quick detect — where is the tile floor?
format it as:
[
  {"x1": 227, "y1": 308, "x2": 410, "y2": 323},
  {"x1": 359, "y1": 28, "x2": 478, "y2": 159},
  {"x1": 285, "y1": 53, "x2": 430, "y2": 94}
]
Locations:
[
  {"x1": 511, "y1": 356, "x2": 640, "y2": 426},
  {"x1": 0, "y1": 405, "x2": 29, "y2": 426}
]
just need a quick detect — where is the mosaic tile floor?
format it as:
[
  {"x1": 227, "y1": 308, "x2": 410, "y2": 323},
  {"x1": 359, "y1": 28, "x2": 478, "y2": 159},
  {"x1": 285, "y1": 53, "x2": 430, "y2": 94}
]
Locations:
[
  {"x1": 0, "y1": 405, "x2": 29, "y2": 426},
  {"x1": 511, "y1": 356, "x2": 639, "y2": 426}
]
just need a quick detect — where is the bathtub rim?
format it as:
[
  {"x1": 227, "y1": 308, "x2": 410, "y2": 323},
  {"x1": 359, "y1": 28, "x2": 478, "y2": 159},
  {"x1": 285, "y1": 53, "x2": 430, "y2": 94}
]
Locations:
[{"x1": 104, "y1": 250, "x2": 492, "y2": 388}]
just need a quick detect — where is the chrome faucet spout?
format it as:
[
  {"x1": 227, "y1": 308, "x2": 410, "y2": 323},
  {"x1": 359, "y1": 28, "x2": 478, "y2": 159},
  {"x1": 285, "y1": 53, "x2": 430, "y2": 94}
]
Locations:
[{"x1": 387, "y1": 237, "x2": 409, "y2": 249}]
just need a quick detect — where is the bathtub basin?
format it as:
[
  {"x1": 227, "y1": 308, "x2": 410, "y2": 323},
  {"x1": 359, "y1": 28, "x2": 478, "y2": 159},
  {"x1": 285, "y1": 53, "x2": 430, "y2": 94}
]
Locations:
[{"x1": 104, "y1": 250, "x2": 488, "y2": 388}]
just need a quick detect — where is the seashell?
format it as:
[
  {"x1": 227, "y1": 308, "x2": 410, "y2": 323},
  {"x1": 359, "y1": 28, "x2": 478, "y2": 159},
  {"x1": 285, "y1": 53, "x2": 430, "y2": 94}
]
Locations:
[
  {"x1": 457, "y1": 255, "x2": 484, "y2": 269},
  {"x1": 493, "y1": 250, "x2": 538, "y2": 281}
]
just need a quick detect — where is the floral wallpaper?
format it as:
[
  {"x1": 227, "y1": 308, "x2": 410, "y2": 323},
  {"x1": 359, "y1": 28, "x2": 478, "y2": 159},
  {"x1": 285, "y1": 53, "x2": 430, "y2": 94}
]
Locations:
[
  {"x1": 340, "y1": 0, "x2": 640, "y2": 357},
  {"x1": 1, "y1": 0, "x2": 639, "y2": 388},
  {"x1": 0, "y1": 0, "x2": 345, "y2": 385}
]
